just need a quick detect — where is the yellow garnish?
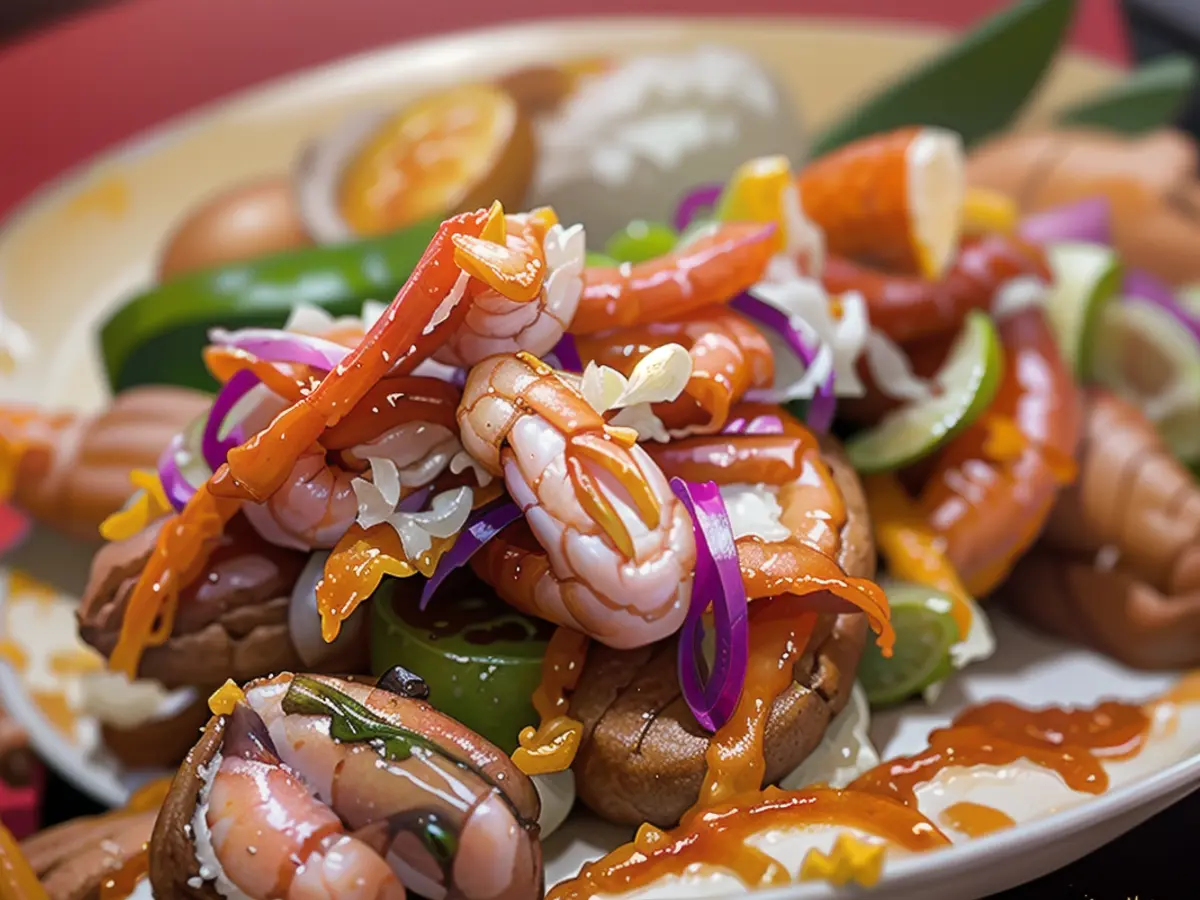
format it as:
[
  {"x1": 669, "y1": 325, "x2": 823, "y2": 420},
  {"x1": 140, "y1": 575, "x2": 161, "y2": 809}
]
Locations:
[
  {"x1": 31, "y1": 690, "x2": 76, "y2": 739},
  {"x1": 962, "y1": 187, "x2": 1018, "y2": 237},
  {"x1": 125, "y1": 776, "x2": 174, "y2": 814},
  {"x1": 480, "y1": 200, "x2": 507, "y2": 244},
  {"x1": 49, "y1": 647, "x2": 104, "y2": 676},
  {"x1": 65, "y1": 174, "x2": 129, "y2": 221},
  {"x1": 7, "y1": 570, "x2": 58, "y2": 606},
  {"x1": 208, "y1": 679, "x2": 247, "y2": 716},
  {"x1": 799, "y1": 833, "x2": 886, "y2": 888},
  {"x1": 982, "y1": 414, "x2": 1077, "y2": 483},
  {"x1": 512, "y1": 716, "x2": 582, "y2": 775},
  {"x1": 864, "y1": 473, "x2": 973, "y2": 641},
  {"x1": 0, "y1": 641, "x2": 26, "y2": 672},
  {"x1": 99, "y1": 469, "x2": 173, "y2": 542},
  {"x1": 719, "y1": 155, "x2": 793, "y2": 253}
]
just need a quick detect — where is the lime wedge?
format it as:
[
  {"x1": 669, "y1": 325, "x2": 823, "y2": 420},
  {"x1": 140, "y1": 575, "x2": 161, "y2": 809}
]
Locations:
[
  {"x1": 1092, "y1": 299, "x2": 1200, "y2": 464},
  {"x1": 604, "y1": 221, "x2": 678, "y2": 264},
  {"x1": 858, "y1": 580, "x2": 960, "y2": 708},
  {"x1": 585, "y1": 251, "x2": 619, "y2": 268},
  {"x1": 1044, "y1": 242, "x2": 1122, "y2": 378},
  {"x1": 845, "y1": 310, "x2": 1002, "y2": 473}
]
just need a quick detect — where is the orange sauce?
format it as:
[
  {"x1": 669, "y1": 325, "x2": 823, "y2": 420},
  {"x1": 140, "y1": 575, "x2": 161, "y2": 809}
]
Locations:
[
  {"x1": 939, "y1": 801, "x2": 1016, "y2": 837},
  {"x1": 688, "y1": 601, "x2": 818, "y2": 815},
  {"x1": 549, "y1": 692, "x2": 1162, "y2": 898},
  {"x1": 512, "y1": 627, "x2": 588, "y2": 775},
  {"x1": 547, "y1": 788, "x2": 949, "y2": 900},
  {"x1": 0, "y1": 640, "x2": 26, "y2": 672},
  {"x1": 851, "y1": 700, "x2": 1150, "y2": 806},
  {"x1": 99, "y1": 845, "x2": 149, "y2": 900},
  {"x1": 125, "y1": 777, "x2": 174, "y2": 814}
]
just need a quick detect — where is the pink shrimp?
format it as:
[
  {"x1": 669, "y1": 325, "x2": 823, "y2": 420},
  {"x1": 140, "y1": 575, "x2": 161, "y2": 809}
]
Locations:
[
  {"x1": 201, "y1": 702, "x2": 405, "y2": 900},
  {"x1": 243, "y1": 672, "x2": 543, "y2": 900},
  {"x1": 570, "y1": 222, "x2": 777, "y2": 335},
  {"x1": 435, "y1": 210, "x2": 585, "y2": 367},
  {"x1": 460, "y1": 352, "x2": 696, "y2": 648}
]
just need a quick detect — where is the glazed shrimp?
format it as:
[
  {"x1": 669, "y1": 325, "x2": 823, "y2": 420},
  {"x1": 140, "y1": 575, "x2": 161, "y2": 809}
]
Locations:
[
  {"x1": 110, "y1": 206, "x2": 498, "y2": 678},
  {"x1": 202, "y1": 702, "x2": 405, "y2": 900},
  {"x1": 1040, "y1": 388, "x2": 1200, "y2": 596},
  {"x1": 460, "y1": 352, "x2": 696, "y2": 648},
  {"x1": 642, "y1": 403, "x2": 893, "y2": 650},
  {"x1": 821, "y1": 232, "x2": 1051, "y2": 344},
  {"x1": 797, "y1": 126, "x2": 964, "y2": 279},
  {"x1": 570, "y1": 222, "x2": 777, "y2": 335},
  {"x1": 243, "y1": 672, "x2": 542, "y2": 900},
  {"x1": 0, "y1": 386, "x2": 212, "y2": 539},
  {"x1": 918, "y1": 305, "x2": 1082, "y2": 597},
  {"x1": 434, "y1": 210, "x2": 586, "y2": 367},
  {"x1": 574, "y1": 307, "x2": 774, "y2": 438}
]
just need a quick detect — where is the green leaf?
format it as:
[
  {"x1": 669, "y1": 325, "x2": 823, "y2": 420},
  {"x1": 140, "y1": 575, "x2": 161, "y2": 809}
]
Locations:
[
  {"x1": 810, "y1": 0, "x2": 1076, "y2": 157},
  {"x1": 1056, "y1": 55, "x2": 1199, "y2": 134}
]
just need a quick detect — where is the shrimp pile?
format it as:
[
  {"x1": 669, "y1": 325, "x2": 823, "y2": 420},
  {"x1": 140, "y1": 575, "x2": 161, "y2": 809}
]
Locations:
[{"x1": 82, "y1": 120, "x2": 1160, "y2": 896}]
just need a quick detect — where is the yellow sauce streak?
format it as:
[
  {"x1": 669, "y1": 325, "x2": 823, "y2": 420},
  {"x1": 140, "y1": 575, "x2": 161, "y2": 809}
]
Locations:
[
  {"x1": 99, "y1": 470, "x2": 172, "y2": 543},
  {"x1": 962, "y1": 188, "x2": 1017, "y2": 237},
  {"x1": 939, "y1": 801, "x2": 1016, "y2": 837},
  {"x1": 0, "y1": 641, "x2": 27, "y2": 673},
  {"x1": 48, "y1": 648, "x2": 104, "y2": 677},
  {"x1": 31, "y1": 690, "x2": 76, "y2": 739},
  {"x1": 512, "y1": 627, "x2": 588, "y2": 775},
  {"x1": 208, "y1": 679, "x2": 247, "y2": 716}
]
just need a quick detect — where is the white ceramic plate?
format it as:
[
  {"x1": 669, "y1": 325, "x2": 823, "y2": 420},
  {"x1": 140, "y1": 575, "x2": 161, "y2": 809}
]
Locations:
[{"x1": 1, "y1": 16, "x2": 1194, "y2": 900}]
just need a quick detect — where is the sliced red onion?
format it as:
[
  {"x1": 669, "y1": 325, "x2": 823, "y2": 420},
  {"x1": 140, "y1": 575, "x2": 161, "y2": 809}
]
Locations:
[
  {"x1": 201, "y1": 369, "x2": 258, "y2": 471},
  {"x1": 1124, "y1": 269, "x2": 1200, "y2": 345},
  {"x1": 673, "y1": 183, "x2": 724, "y2": 233},
  {"x1": 722, "y1": 413, "x2": 785, "y2": 435},
  {"x1": 419, "y1": 499, "x2": 523, "y2": 610},
  {"x1": 1019, "y1": 198, "x2": 1111, "y2": 247},
  {"x1": 156, "y1": 434, "x2": 195, "y2": 512},
  {"x1": 669, "y1": 477, "x2": 749, "y2": 733},
  {"x1": 731, "y1": 294, "x2": 837, "y2": 432},
  {"x1": 551, "y1": 334, "x2": 583, "y2": 372},
  {"x1": 209, "y1": 327, "x2": 350, "y2": 371},
  {"x1": 397, "y1": 485, "x2": 434, "y2": 514}
]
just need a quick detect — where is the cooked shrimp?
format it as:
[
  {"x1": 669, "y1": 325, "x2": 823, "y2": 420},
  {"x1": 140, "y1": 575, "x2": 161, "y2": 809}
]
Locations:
[
  {"x1": 203, "y1": 702, "x2": 404, "y2": 900},
  {"x1": 821, "y1": 232, "x2": 1050, "y2": 344},
  {"x1": 570, "y1": 222, "x2": 777, "y2": 335},
  {"x1": 574, "y1": 307, "x2": 774, "y2": 438},
  {"x1": 643, "y1": 403, "x2": 893, "y2": 650},
  {"x1": 110, "y1": 207, "x2": 496, "y2": 678},
  {"x1": 435, "y1": 211, "x2": 586, "y2": 367},
  {"x1": 0, "y1": 387, "x2": 212, "y2": 540},
  {"x1": 918, "y1": 305, "x2": 1082, "y2": 596},
  {"x1": 460, "y1": 352, "x2": 696, "y2": 648},
  {"x1": 797, "y1": 126, "x2": 964, "y2": 279},
  {"x1": 242, "y1": 673, "x2": 542, "y2": 900}
]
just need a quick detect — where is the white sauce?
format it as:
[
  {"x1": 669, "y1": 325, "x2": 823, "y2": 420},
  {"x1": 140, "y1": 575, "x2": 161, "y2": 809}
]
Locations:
[
  {"x1": 81, "y1": 674, "x2": 197, "y2": 731},
  {"x1": 716, "y1": 483, "x2": 790, "y2": 543}
]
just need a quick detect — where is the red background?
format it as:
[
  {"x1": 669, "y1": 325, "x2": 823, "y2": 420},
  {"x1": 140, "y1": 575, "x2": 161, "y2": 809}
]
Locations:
[{"x1": 0, "y1": 0, "x2": 1129, "y2": 218}]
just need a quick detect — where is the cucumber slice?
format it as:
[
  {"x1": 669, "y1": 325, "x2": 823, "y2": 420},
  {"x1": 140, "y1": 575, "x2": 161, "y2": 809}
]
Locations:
[
  {"x1": 1043, "y1": 241, "x2": 1122, "y2": 378},
  {"x1": 1092, "y1": 299, "x2": 1200, "y2": 464},
  {"x1": 845, "y1": 310, "x2": 1002, "y2": 473},
  {"x1": 858, "y1": 580, "x2": 960, "y2": 708}
]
